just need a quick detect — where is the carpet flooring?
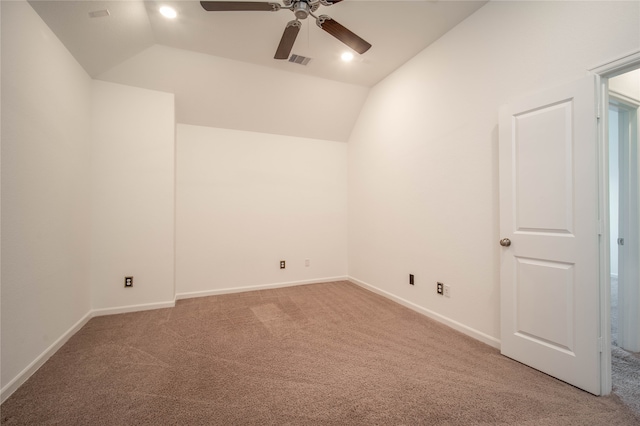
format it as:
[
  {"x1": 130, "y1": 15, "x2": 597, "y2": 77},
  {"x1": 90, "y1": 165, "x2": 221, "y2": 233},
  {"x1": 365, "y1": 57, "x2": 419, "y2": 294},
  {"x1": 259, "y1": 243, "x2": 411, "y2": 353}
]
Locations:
[
  {"x1": 610, "y1": 276, "x2": 640, "y2": 415},
  {"x1": 2, "y1": 281, "x2": 639, "y2": 425}
]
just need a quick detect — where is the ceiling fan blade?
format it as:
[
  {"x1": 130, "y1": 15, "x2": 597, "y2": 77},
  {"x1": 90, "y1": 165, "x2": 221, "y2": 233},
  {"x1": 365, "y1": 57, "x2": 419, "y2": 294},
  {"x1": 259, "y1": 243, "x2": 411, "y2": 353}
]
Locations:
[
  {"x1": 316, "y1": 15, "x2": 371, "y2": 54},
  {"x1": 274, "y1": 20, "x2": 301, "y2": 60},
  {"x1": 320, "y1": 0, "x2": 343, "y2": 5},
  {"x1": 200, "y1": 1, "x2": 280, "y2": 12}
]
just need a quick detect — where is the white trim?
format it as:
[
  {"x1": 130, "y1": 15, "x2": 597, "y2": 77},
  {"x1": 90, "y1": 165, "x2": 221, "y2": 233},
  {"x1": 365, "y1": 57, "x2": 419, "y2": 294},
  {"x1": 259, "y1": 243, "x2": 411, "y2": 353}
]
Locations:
[
  {"x1": 614, "y1": 97, "x2": 640, "y2": 353},
  {"x1": 590, "y1": 50, "x2": 640, "y2": 78},
  {"x1": 2, "y1": 279, "x2": 351, "y2": 403},
  {"x1": 594, "y1": 51, "x2": 640, "y2": 396},
  {"x1": 610, "y1": 91, "x2": 640, "y2": 108},
  {"x1": 0, "y1": 311, "x2": 93, "y2": 404},
  {"x1": 92, "y1": 300, "x2": 176, "y2": 317},
  {"x1": 175, "y1": 276, "x2": 349, "y2": 300},
  {"x1": 348, "y1": 276, "x2": 501, "y2": 349},
  {"x1": 598, "y1": 73, "x2": 613, "y2": 395},
  {"x1": 2, "y1": 276, "x2": 499, "y2": 404}
]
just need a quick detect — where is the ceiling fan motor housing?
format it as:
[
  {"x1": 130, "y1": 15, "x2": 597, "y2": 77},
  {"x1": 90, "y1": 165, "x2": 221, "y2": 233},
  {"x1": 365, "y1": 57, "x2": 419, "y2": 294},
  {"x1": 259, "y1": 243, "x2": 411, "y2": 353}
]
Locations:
[
  {"x1": 293, "y1": 1, "x2": 318, "y2": 20},
  {"x1": 200, "y1": 0, "x2": 371, "y2": 59}
]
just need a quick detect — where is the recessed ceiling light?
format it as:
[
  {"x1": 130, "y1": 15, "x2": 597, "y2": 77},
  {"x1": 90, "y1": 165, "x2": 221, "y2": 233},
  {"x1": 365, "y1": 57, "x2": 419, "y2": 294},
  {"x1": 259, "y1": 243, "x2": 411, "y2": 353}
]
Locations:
[
  {"x1": 160, "y1": 6, "x2": 177, "y2": 19},
  {"x1": 341, "y1": 52, "x2": 354, "y2": 62}
]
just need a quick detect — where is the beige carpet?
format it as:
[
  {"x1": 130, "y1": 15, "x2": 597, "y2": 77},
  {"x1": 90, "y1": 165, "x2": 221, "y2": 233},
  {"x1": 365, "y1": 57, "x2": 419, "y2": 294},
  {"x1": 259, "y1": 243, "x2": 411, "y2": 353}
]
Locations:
[
  {"x1": 610, "y1": 276, "x2": 640, "y2": 415},
  {"x1": 2, "y1": 281, "x2": 639, "y2": 425}
]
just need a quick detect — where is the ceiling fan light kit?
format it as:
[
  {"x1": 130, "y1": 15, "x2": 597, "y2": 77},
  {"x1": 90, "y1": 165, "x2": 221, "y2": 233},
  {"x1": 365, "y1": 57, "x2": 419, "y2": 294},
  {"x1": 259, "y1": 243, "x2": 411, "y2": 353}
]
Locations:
[{"x1": 200, "y1": 0, "x2": 371, "y2": 60}]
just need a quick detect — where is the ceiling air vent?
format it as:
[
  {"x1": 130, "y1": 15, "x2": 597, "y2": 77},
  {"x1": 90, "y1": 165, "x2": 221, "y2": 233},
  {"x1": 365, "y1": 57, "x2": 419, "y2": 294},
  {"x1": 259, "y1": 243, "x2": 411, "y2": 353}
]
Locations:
[
  {"x1": 88, "y1": 9, "x2": 110, "y2": 18},
  {"x1": 288, "y1": 54, "x2": 312, "y2": 66}
]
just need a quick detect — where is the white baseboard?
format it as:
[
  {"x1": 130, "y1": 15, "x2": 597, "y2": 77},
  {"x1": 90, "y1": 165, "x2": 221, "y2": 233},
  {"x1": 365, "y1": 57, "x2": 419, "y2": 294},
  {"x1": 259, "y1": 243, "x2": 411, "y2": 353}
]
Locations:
[
  {"x1": 6, "y1": 275, "x2": 493, "y2": 404},
  {"x1": 3, "y1": 279, "x2": 346, "y2": 403},
  {"x1": 349, "y1": 276, "x2": 501, "y2": 349},
  {"x1": 2, "y1": 299, "x2": 176, "y2": 403},
  {"x1": 175, "y1": 276, "x2": 349, "y2": 300},
  {"x1": 1, "y1": 311, "x2": 93, "y2": 404},
  {"x1": 92, "y1": 300, "x2": 175, "y2": 317}
]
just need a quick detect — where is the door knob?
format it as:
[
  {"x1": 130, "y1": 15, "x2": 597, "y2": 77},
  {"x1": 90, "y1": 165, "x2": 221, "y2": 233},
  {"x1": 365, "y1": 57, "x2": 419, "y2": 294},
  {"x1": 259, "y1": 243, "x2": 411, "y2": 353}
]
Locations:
[{"x1": 500, "y1": 238, "x2": 511, "y2": 247}]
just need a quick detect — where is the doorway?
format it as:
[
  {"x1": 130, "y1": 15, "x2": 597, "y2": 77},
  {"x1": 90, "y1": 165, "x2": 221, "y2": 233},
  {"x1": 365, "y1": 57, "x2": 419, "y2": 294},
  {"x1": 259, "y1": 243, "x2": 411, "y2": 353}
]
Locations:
[{"x1": 607, "y1": 69, "x2": 640, "y2": 413}]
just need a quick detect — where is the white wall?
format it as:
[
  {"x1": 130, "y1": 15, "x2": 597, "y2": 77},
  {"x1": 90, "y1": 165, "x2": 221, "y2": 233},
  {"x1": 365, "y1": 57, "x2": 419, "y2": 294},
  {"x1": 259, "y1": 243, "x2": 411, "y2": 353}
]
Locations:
[
  {"x1": 348, "y1": 1, "x2": 640, "y2": 345},
  {"x1": 1, "y1": 1, "x2": 92, "y2": 396},
  {"x1": 176, "y1": 124, "x2": 347, "y2": 296},
  {"x1": 3, "y1": 0, "x2": 638, "y2": 403},
  {"x1": 97, "y1": 45, "x2": 370, "y2": 143},
  {"x1": 90, "y1": 81, "x2": 175, "y2": 312}
]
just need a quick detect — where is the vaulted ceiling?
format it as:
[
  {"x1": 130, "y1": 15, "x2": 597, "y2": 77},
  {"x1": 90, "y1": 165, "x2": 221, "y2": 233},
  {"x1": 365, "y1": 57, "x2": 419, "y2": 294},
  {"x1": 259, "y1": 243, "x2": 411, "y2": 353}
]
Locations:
[{"x1": 28, "y1": 0, "x2": 487, "y2": 141}]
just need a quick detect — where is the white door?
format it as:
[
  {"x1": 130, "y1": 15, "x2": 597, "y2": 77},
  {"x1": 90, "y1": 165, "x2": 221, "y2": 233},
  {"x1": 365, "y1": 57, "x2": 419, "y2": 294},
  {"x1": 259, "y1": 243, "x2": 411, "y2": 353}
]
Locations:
[{"x1": 499, "y1": 75, "x2": 601, "y2": 395}]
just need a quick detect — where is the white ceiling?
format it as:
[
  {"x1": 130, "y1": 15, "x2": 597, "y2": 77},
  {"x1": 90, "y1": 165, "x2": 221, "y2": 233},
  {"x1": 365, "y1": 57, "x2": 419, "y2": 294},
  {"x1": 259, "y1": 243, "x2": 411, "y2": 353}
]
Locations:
[
  {"x1": 27, "y1": 0, "x2": 487, "y2": 141},
  {"x1": 28, "y1": 0, "x2": 487, "y2": 87}
]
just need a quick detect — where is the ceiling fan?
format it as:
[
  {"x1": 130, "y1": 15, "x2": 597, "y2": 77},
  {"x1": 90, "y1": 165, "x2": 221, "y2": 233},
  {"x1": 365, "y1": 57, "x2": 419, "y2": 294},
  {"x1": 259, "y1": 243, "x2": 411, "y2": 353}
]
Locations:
[{"x1": 200, "y1": 0, "x2": 371, "y2": 60}]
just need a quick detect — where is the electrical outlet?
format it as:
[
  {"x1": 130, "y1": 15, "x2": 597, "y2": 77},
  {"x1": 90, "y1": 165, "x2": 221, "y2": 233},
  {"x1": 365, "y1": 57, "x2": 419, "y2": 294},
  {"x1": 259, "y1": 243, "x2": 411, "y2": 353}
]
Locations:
[
  {"x1": 444, "y1": 285, "x2": 451, "y2": 298},
  {"x1": 409, "y1": 274, "x2": 414, "y2": 285},
  {"x1": 125, "y1": 276, "x2": 133, "y2": 288},
  {"x1": 437, "y1": 282, "x2": 443, "y2": 295},
  {"x1": 280, "y1": 260, "x2": 286, "y2": 269},
  {"x1": 305, "y1": 259, "x2": 310, "y2": 267}
]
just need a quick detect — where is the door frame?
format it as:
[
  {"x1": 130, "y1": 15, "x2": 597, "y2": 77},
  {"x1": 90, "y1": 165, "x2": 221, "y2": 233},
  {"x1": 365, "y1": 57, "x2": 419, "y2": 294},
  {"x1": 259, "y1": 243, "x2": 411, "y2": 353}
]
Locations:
[
  {"x1": 590, "y1": 49, "x2": 640, "y2": 395},
  {"x1": 610, "y1": 95, "x2": 640, "y2": 353}
]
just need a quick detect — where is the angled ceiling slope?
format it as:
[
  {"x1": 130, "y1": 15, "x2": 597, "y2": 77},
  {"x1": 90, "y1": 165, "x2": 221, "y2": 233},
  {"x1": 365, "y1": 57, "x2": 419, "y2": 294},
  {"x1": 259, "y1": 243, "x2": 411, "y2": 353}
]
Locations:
[
  {"x1": 97, "y1": 44, "x2": 371, "y2": 142},
  {"x1": 27, "y1": 0, "x2": 487, "y2": 141},
  {"x1": 28, "y1": 0, "x2": 487, "y2": 87}
]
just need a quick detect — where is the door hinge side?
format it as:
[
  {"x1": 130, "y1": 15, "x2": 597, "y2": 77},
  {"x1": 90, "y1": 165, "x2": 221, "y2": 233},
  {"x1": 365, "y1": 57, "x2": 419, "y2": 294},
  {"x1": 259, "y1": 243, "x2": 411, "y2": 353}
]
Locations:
[
  {"x1": 597, "y1": 220, "x2": 604, "y2": 235},
  {"x1": 598, "y1": 337, "x2": 604, "y2": 353}
]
